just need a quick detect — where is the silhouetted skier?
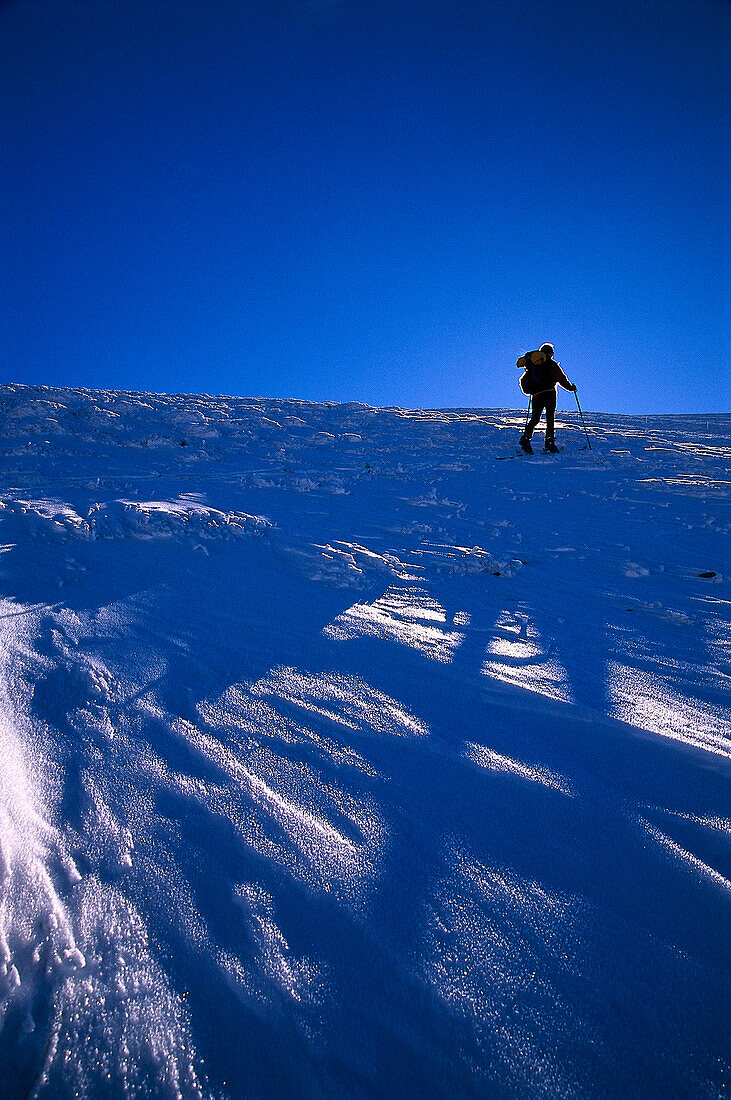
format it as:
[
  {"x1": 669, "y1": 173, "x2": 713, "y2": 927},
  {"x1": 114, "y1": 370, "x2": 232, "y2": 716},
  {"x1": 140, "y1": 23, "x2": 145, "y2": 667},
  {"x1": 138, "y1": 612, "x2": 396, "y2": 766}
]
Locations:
[{"x1": 519, "y1": 343, "x2": 576, "y2": 453}]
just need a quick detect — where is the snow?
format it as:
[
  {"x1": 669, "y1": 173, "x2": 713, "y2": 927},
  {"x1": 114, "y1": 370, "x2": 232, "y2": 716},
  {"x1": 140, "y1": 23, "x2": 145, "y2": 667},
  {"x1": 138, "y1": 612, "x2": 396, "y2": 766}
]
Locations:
[{"x1": 0, "y1": 382, "x2": 728, "y2": 1099}]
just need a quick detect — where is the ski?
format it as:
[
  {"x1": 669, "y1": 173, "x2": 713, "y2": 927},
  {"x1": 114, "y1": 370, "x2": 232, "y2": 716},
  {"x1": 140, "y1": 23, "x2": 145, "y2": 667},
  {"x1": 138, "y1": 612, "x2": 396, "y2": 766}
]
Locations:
[{"x1": 495, "y1": 443, "x2": 590, "y2": 461}]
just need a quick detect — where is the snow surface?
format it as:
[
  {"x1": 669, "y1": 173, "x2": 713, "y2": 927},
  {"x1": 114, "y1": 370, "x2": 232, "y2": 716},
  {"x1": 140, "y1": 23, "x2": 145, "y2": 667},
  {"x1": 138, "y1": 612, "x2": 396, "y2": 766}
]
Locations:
[{"x1": 0, "y1": 383, "x2": 728, "y2": 1099}]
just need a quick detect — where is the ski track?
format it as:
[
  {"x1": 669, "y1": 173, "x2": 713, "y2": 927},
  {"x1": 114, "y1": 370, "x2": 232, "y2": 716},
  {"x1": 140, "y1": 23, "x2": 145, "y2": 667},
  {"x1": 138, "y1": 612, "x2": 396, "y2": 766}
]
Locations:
[{"x1": 0, "y1": 384, "x2": 729, "y2": 1099}]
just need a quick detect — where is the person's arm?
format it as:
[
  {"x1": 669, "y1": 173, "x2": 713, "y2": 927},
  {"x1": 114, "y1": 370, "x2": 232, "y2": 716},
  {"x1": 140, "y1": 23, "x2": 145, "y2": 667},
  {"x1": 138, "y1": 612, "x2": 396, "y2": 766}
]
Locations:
[{"x1": 552, "y1": 363, "x2": 576, "y2": 391}]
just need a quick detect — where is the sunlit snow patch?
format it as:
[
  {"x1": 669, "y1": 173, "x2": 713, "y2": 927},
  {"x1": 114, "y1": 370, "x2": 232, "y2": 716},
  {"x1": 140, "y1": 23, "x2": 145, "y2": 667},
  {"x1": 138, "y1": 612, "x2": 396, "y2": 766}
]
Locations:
[
  {"x1": 480, "y1": 612, "x2": 574, "y2": 702},
  {"x1": 51, "y1": 880, "x2": 208, "y2": 1100},
  {"x1": 217, "y1": 883, "x2": 325, "y2": 1017},
  {"x1": 134, "y1": 692, "x2": 385, "y2": 905},
  {"x1": 464, "y1": 743, "x2": 574, "y2": 797},
  {"x1": 198, "y1": 682, "x2": 380, "y2": 777},
  {"x1": 419, "y1": 845, "x2": 596, "y2": 1097},
  {"x1": 419, "y1": 839, "x2": 724, "y2": 1098},
  {"x1": 251, "y1": 667, "x2": 428, "y2": 737},
  {"x1": 0, "y1": 629, "x2": 207, "y2": 1099},
  {"x1": 606, "y1": 661, "x2": 731, "y2": 759},
  {"x1": 0, "y1": 716, "x2": 84, "y2": 1009},
  {"x1": 636, "y1": 817, "x2": 731, "y2": 894},
  {"x1": 324, "y1": 585, "x2": 464, "y2": 662}
]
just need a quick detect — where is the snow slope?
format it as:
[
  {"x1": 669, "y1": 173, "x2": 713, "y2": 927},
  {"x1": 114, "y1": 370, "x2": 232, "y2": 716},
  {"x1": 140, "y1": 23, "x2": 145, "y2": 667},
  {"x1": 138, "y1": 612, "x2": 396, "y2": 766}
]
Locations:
[{"x1": 0, "y1": 384, "x2": 728, "y2": 1099}]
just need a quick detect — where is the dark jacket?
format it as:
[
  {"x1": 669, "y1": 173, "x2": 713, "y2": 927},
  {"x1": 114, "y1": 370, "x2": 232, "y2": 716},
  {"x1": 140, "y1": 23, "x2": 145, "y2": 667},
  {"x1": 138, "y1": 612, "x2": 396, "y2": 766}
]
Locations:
[{"x1": 544, "y1": 358, "x2": 573, "y2": 392}]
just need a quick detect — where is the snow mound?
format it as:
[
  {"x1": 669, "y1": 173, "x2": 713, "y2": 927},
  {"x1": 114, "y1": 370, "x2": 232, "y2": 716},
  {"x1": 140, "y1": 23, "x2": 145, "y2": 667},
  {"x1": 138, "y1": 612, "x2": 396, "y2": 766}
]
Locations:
[{"x1": 2, "y1": 497, "x2": 271, "y2": 542}]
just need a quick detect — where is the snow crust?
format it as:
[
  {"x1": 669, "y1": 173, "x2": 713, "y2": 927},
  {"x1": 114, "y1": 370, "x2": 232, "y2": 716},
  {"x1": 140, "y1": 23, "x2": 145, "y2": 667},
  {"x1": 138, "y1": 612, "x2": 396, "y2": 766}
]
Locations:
[{"x1": 0, "y1": 384, "x2": 728, "y2": 1098}]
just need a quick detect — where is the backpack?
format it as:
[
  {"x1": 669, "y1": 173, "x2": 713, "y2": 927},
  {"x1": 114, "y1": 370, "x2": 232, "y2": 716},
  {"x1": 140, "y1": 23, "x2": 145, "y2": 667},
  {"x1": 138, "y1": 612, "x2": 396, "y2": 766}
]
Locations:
[{"x1": 517, "y1": 350, "x2": 552, "y2": 395}]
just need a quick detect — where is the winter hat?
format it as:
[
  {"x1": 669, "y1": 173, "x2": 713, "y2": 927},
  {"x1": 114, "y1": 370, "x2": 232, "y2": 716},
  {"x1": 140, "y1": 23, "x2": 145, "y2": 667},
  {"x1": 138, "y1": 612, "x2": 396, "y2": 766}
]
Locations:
[{"x1": 540, "y1": 343, "x2": 554, "y2": 357}]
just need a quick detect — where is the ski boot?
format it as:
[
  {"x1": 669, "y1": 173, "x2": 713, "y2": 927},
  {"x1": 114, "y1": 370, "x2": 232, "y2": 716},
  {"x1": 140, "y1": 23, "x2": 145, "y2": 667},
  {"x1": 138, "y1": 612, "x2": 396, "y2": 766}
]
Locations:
[
  {"x1": 518, "y1": 436, "x2": 533, "y2": 455},
  {"x1": 544, "y1": 440, "x2": 559, "y2": 453}
]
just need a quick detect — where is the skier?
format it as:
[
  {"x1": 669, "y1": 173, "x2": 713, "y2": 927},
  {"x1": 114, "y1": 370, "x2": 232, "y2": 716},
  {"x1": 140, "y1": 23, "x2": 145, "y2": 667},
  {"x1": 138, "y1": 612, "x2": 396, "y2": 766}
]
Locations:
[{"x1": 519, "y1": 343, "x2": 576, "y2": 454}]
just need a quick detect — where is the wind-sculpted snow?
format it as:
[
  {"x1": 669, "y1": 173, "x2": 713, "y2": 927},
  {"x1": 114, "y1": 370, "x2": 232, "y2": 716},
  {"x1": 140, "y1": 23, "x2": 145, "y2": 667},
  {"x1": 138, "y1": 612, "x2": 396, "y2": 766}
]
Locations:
[
  {"x1": 324, "y1": 586, "x2": 467, "y2": 661},
  {"x1": 1, "y1": 496, "x2": 270, "y2": 543},
  {"x1": 0, "y1": 384, "x2": 728, "y2": 1098}
]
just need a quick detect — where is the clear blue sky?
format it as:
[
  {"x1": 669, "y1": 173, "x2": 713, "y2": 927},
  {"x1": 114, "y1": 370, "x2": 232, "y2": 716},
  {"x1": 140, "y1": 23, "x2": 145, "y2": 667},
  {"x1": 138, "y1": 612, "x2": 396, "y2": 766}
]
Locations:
[{"x1": 2, "y1": 0, "x2": 728, "y2": 411}]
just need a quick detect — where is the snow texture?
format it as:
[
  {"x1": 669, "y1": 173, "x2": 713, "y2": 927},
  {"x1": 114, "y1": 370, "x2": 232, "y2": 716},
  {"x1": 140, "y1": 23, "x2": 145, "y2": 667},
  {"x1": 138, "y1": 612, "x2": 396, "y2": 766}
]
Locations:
[{"x1": 0, "y1": 384, "x2": 728, "y2": 1099}]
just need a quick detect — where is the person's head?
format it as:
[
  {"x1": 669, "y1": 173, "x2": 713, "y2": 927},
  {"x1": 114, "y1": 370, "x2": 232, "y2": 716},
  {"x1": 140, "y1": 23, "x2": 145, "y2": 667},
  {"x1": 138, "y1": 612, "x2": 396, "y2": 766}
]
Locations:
[{"x1": 540, "y1": 343, "x2": 554, "y2": 359}]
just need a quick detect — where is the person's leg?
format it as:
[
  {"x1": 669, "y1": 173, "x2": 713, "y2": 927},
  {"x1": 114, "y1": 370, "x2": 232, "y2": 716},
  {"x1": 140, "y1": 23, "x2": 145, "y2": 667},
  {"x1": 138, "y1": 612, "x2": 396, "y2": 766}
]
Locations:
[
  {"x1": 523, "y1": 394, "x2": 546, "y2": 441},
  {"x1": 544, "y1": 391, "x2": 557, "y2": 444}
]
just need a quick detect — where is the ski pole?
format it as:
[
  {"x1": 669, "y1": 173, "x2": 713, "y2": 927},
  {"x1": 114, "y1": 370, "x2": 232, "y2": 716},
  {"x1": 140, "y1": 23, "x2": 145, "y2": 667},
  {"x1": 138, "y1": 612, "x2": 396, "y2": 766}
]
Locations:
[
  {"x1": 574, "y1": 388, "x2": 591, "y2": 449},
  {"x1": 523, "y1": 396, "x2": 532, "y2": 434}
]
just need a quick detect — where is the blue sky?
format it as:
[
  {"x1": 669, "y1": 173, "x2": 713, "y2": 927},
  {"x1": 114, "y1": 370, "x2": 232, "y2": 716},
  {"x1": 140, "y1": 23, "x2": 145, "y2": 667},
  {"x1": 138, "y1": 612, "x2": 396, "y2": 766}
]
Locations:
[{"x1": 1, "y1": 0, "x2": 728, "y2": 411}]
